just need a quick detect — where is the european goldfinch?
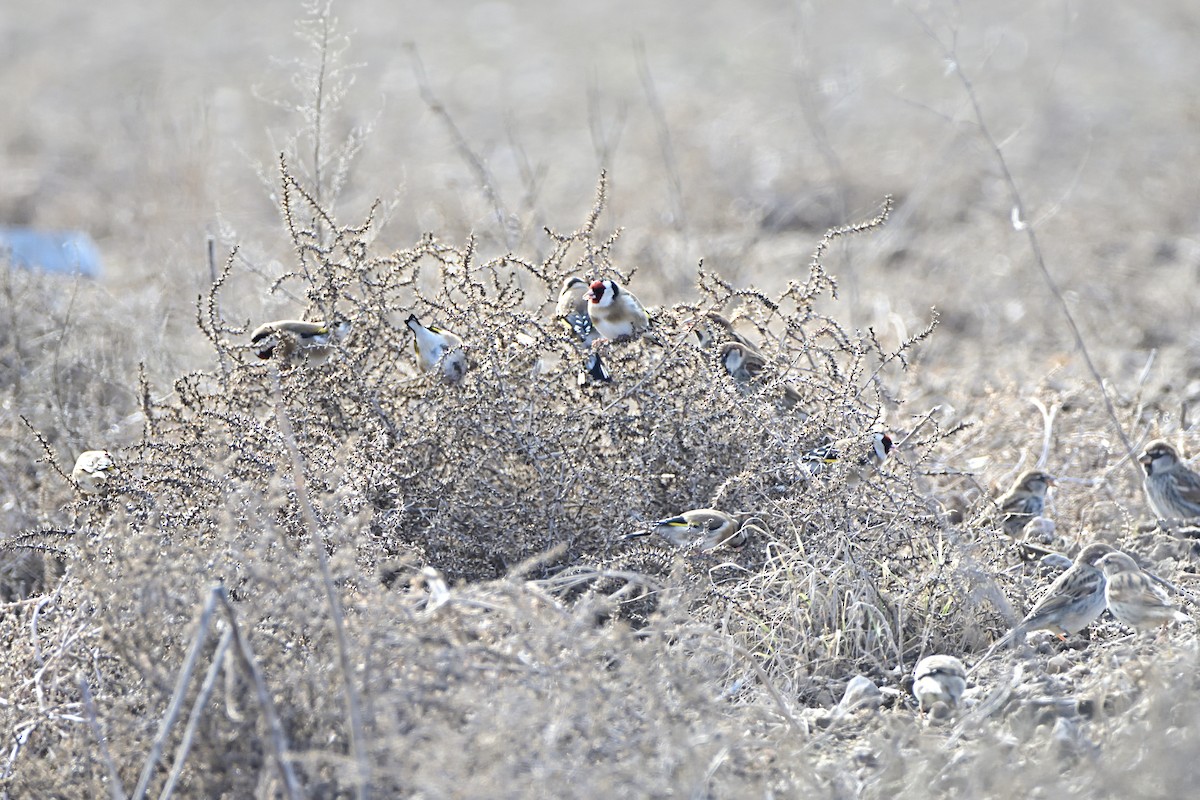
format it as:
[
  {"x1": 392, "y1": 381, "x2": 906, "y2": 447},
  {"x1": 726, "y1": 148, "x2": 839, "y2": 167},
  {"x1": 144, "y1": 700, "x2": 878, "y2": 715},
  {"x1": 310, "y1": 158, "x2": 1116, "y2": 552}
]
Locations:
[
  {"x1": 1098, "y1": 551, "x2": 1191, "y2": 632},
  {"x1": 803, "y1": 432, "x2": 893, "y2": 484},
  {"x1": 72, "y1": 450, "x2": 117, "y2": 495},
  {"x1": 250, "y1": 318, "x2": 351, "y2": 367},
  {"x1": 625, "y1": 508, "x2": 750, "y2": 551},
  {"x1": 585, "y1": 279, "x2": 650, "y2": 340},
  {"x1": 912, "y1": 655, "x2": 967, "y2": 714},
  {"x1": 406, "y1": 314, "x2": 468, "y2": 383},
  {"x1": 556, "y1": 276, "x2": 611, "y2": 382},
  {"x1": 996, "y1": 470, "x2": 1055, "y2": 538},
  {"x1": 1140, "y1": 440, "x2": 1200, "y2": 521}
]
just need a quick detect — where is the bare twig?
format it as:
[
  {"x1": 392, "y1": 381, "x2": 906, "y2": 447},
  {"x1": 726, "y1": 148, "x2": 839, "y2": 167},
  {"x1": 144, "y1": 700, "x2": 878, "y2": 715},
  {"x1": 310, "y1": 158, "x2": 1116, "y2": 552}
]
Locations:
[
  {"x1": 272, "y1": 372, "x2": 370, "y2": 800},
  {"x1": 157, "y1": 627, "x2": 234, "y2": 800},
  {"x1": 132, "y1": 588, "x2": 221, "y2": 800},
  {"x1": 79, "y1": 674, "x2": 128, "y2": 800}
]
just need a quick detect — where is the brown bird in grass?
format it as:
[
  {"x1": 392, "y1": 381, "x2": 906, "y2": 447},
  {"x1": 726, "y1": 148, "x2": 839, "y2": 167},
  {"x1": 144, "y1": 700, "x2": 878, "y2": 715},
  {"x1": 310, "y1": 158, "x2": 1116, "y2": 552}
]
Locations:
[
  {"x1": 996, "y1": 470, "x2": 1056, "y2": 538},
  {"x1": 1139, "y1": 440, "x2": 1200, "y2": 522},
  {"x1": 250, "y1": 318, "x2": 351, "y2": 368},
  {"x1": 585, "y1": 279, "x2": 650, "y2": 341},
  {"x1": 406, "y1": 314, "x2": 468, "y2": 383},
  {"x1": 912, "y1": 655, "x2": 967, "y2": 714},
  {"x1": 72, "y1": 450, "x2": 118, "y2": 495},
  {"x1": 624, "y1": 508, "x2": 751, "y2": 551},
  {"x1": 1097, "y1": 551, "x2": 1191, "y2": 632},
  {"x1": 556, "y1": 276, "x2": 610, "y2": 382},
  {"x1": 970, "y1": 542, "x2": 1114, "y2": 672}
]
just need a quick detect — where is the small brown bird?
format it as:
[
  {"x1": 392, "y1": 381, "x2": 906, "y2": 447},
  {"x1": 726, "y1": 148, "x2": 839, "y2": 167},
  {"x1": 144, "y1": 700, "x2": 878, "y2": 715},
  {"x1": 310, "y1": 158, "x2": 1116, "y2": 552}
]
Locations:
[
  {"x1": 1140, "y1": 440, "x2": 1200, "y2": 521},
  {"x1": 971, "y1": 542, "x2": 1114, "y2": 671},
  {"x1": 625, "y1": 508, "x2": 750, "y2": 551},
  {"x1": 556, "y1": 277, "x2": 610, "y2": 382},
  {"x1": 585, "y1": 279, "x2": 650, "y2": 341},
  {"x1": 996, "y1": 470, "x2": 1056, "y2": 537},
  {"x1": 912, "y1": 655, "x2": 967, "y2": 714},
  {"x1": 719, "y1": 341, "x2": 767, "y2": 383},
  {"x1": 692, "y1": 311, "x2": 758, "y2": 350},
  {"x1": 250, "y1": 318, "x2": 351, "y2": 367},
  {"x1": 1098, "y1": 551, "x2": 1191, "y2": 632},
  {"x1": 72, "y1": 450, "x2": 117, "y2": 495},
  {"x1": 406, "y1": 314, "x2": 468, "y2": 382}
]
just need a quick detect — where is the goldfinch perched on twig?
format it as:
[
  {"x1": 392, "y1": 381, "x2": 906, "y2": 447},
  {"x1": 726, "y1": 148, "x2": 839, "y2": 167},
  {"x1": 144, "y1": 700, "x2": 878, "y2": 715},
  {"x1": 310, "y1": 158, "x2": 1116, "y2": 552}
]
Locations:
[
  {"x1": 556, "y1": 276, "x2": 611, "y2": 382},
  {"x1": 996, "y1": 470, "x2": 1055, "y2": 538},
  {"x1": 803, "y1": 432, "x2": 893, "y2": 484},
  {"x1": 585, "y1": 279, "x2": 650, "y2": 340},
  {"x1": 1140, "y1": 439, "x2": 1200, "y2": 522},
  {"x1": 406, "y1": 313, "x2": 468, "y2": 383},
  {"x1": 1098, "y1": 551, "x2": 1191, "y2": 632},
  {"x1": 72, "y1": 450, "x2": 117, "y2": 495},
  {"x1": 624, "y1": 508, "x2": 751, "y2": 551},
  {"x1": 250, "y1": 318, "x2": 352, "y2": 368}
]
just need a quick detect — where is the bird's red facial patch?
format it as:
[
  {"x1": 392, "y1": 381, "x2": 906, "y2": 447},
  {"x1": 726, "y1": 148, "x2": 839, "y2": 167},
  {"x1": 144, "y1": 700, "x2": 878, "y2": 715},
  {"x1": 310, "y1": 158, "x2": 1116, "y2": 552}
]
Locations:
[{"x1": 587, "y1": 280, "x2": 606, "y2": 303}]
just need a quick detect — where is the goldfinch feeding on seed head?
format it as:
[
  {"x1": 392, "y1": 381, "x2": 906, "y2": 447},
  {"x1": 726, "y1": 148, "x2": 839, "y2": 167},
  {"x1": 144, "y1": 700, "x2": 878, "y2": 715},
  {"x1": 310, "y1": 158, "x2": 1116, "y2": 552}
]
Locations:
[
  {"x1": 624, "y1": 508, "x2": 750, "y2": 551},
  {"x1": 1140, "y1": 440, "x2": 1200, "y2": 522},
  {"x1": 996, "y1": 470, "x2": 1056, "y2": 538},
  {"x1": 803, "y1": 432, "x2": 893, "y2": 484},
  {"x1": 557, "y1": 276, "x2": 612, "y2": 383},
  {"x1": 406, "y1": 313, "x2": 468, "y2": 383},
  {"x1": 72, "y1": 450, "x2": 117, "y2": 495},
  {"x1": 912, "y1": 655, "x2": 967, "y2": 713},
  {"x1": 250, "y1": 318, "x2": 351, "y2": 368},
  {"x1": 585, "y1": 279, "x2": 649, "y2": 340},
  {"x1": 1098, "y1": 551, "x2": 1191, "y2": 632}
]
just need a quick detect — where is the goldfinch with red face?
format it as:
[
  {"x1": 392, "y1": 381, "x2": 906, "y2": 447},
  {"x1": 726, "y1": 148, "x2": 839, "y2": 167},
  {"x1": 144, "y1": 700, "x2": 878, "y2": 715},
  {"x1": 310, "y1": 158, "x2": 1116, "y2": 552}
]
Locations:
[
  {"x1": 585, "y1": 279, "x2": 650, "y2": 341},
  {"x1": 556, "y1": 276, "x2": 611, "y2": 382},
  {"x1": 406, "y1": 314, "x2": 468, "y2": 383},
  {"x1": 250, "y1": 318, "x2": 352, "y2": 368}
]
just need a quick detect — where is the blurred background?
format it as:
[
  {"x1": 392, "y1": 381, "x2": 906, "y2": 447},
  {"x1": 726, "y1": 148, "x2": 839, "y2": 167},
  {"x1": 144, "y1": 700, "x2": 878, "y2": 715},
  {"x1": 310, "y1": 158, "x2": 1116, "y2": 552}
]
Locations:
[{"x1": 3, "y1": 0, "x2": 1199, "y2": 400}]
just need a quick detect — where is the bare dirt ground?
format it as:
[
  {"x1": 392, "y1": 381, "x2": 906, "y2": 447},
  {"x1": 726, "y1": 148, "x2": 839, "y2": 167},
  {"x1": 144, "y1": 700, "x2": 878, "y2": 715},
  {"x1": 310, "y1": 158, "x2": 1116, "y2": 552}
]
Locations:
[{"x1": 3, "y1": 1, "x2": 1200, "y2": 797}]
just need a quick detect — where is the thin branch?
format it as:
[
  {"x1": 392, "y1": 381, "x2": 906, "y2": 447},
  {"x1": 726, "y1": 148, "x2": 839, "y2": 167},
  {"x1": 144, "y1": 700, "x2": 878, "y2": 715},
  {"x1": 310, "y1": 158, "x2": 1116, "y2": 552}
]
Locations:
[{"x1": 272, "y1": 372, "x2": 370, "y2": 800}]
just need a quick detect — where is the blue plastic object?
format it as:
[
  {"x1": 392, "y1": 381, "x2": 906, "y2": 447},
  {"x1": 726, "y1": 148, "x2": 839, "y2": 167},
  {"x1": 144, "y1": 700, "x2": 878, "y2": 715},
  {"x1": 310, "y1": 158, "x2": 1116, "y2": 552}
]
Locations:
[{"x1": 0, "y1": 228, "x2": 102, "y2": 278}]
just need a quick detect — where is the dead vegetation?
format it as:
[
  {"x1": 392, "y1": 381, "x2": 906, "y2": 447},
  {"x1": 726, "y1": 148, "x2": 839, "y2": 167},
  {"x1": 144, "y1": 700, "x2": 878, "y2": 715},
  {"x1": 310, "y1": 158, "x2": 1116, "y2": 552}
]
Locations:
[{"x1": 4, "y1": 3, "x2": 1200, "y2": 798}]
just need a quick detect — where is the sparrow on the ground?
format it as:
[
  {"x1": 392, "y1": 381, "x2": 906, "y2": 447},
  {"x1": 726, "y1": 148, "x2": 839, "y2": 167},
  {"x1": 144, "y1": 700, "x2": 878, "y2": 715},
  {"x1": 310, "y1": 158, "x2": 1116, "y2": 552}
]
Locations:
[
  {"x1": 971, "y1": 542, "x2": 1114, "y2": 671},
  {"x1": 912, "y1": 655, "x2": 967, "y2": 713},
  {"x1": 1098, "y1": 551, "x2": 1191, "y2": 632},
  {"x1": 1140, "y1": 440, "x2": 1200, "y2": 521},
  {"x1": 996, "y1": 470, "x2": 1056, "y2": 538}
]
